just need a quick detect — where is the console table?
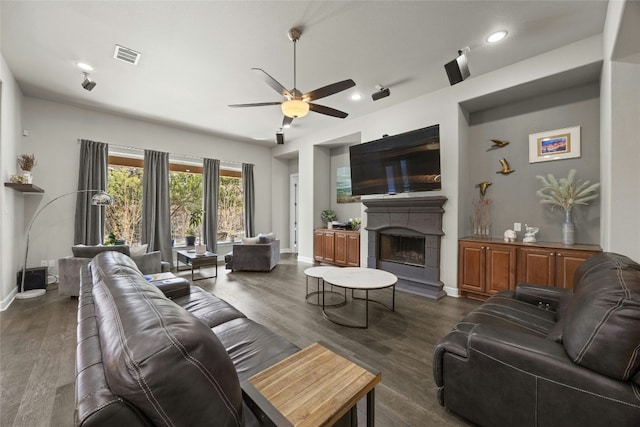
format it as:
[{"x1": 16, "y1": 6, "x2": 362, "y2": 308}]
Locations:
[{"x1": 242, "y1": 342, "x2": 381, "y2": 427}]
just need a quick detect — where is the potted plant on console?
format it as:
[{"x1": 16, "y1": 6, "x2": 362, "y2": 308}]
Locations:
[{"x1": 321, "y1": 209, "x2": 337, "y2": 229}]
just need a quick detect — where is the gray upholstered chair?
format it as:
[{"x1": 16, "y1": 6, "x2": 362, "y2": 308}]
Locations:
[
  {"x1": 58, "y1": 245, "x2": 170, "y2": 297},
  {"x1": 225, "y1": 234, "x2": 280, "y2": 272}
]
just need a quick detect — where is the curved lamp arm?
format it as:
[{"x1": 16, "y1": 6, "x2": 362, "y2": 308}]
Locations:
[{"x1": 18, "y1": 189, "x2": 112, "y2": 298}]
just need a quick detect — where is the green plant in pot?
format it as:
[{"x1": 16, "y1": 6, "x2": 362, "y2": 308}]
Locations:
[
  {"x1": 321, "y1": 209, "x2": 337, "y2": 229},
  {"x1": 187, "y1": 208, "x2": 205, "y2": 250}
]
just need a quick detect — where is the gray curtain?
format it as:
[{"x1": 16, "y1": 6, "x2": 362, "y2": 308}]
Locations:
[
  {"x1": 242, "y1": 163, "x2": 255, "y2": 237},
  {"x1": 142, "y1": 150, "x2": 172, "y2": 264},
  {"x1": 74, "y1": 139, "x2": 108, "y2": 245},
  {"x1": 203, "y1": 158, "x2": 220, "y2": 253}
]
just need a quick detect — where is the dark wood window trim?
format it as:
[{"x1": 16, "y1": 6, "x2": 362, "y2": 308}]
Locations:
[{"x1": 108, "y1": 155, "x2": 241, "y2": 178}]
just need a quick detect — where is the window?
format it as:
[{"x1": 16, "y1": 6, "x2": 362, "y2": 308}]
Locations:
[{"x1": 106, "y1": 154, "x2": 243, "y2": 246}]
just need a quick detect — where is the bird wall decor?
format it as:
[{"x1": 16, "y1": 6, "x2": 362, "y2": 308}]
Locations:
[
  {"x1": 497, "y1": 158, "x2": 515, "y2": 175},
  {"x1": 476, "y1": 181, "x2": 492, "y2": 196},
  {"x1": 487, "y1": 139, "x2": 510, "y2": 151}
]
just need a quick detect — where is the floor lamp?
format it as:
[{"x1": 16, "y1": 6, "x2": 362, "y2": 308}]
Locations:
[{"x1": 16, "y1": 190, "x2": 114, "y2": 300}]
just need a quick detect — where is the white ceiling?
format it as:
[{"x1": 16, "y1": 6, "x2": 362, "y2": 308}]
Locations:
[{"x1": 1, "y1": 1, "x2": 608, "y2": 146}]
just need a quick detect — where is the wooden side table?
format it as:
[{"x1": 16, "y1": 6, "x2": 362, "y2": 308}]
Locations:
[{"x1": 242, "y1": 342, "x2": 381, "y2": 426}]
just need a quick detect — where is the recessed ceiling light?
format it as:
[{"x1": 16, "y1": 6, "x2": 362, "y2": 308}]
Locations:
[
  {"x1": 486, "y1": 30, "x2": 508, "y2": 44},
  {"x1": 351, "y1": 93, "x2": 362, "y2": 101},
  {"x1": 76, "y1": 62, "x2": 94, "y2": 71}
]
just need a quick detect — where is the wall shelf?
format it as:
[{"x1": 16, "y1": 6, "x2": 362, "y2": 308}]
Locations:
[{"x1": 4, "y1": 183, "x2": 45, "y2": 193}]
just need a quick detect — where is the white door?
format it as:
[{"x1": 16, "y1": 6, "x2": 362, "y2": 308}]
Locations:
[{"x1": 290, "y1": 174, "x2": 299, "y2": 253}]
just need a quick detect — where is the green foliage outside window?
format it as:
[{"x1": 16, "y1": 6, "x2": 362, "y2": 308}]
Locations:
[{"x1": 106, "y1": 164, "x2": 244, "y2": 246}]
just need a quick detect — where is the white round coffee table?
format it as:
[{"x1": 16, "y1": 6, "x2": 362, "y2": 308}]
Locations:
[
  {"x1": 303, "y1": 266, "x2": 346, "y2": 307},
  {"x1": 321, "y1": 267, "x2": 398, "y2": 328}
]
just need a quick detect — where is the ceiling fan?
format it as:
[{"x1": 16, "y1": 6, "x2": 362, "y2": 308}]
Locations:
[{"x1": 229, "y1": 28, "x2": 356, "y2": 128}]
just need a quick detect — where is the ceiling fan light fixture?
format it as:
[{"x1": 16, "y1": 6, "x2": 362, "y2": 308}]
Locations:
[{"x1": 281, "y1": 99, "x2": 309, "y2": 118}]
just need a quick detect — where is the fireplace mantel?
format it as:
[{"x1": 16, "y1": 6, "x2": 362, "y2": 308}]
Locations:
[{"x1": 363, "y1": 196, "x2": 447, "y2": 299}]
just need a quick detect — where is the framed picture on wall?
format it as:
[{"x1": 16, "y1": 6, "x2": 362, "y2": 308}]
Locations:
[
  {"x1": 529, "y1": 126, "x2": 581, "y2": 163},
  {"x1": 336, "y1": 166, "x2": 360, "y2": 203}
]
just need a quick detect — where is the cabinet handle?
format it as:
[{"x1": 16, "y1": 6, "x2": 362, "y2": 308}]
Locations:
[
  {"x1": 481, "y1": 246, "x2": 485, "y2": 250},
  {"x1": 550, "y1": 252, "x2": 554, "y2": 256},
  {"x1": 557, "y1": 253, "x2": 562, "y2": 257}
]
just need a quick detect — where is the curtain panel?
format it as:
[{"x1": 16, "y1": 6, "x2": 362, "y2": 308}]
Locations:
[
  {"x1": 203, "y1": 158, "x2": 220, "y2": 253},
  {"x1": 74, "y1": 139, "x2": 108, "y2": 245},
  {"x1": 142, "y1": 150, "x2": 173, "y2": 264},
  {"x1": 242, "y1": 163, "x2": 255, "y2": 237}
]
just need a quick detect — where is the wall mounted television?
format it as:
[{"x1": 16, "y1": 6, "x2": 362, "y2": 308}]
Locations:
[{"x1": 349, "y1": 125, "x2": 441, "y2": 196}]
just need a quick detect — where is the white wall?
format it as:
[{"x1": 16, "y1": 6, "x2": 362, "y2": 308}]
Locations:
[
  {"x1": 0, "y1": 54, "x2": 25, "y2": 308},
  {"x1": 20, "y1": 97, "x2": 274, "y2": 276},
  {"x1": 273, "y1": 35, "x2": 604, "y2": 296},
  {"x1": 329, "y1": 145, "x2": 361, "y2": 222},
  {"x1": 600, "y1": 0, "x2": 640, "y2": 260}
]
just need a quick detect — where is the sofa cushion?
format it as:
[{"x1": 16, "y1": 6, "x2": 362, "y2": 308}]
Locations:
[
  {"x1": 72, "y1": 244, "x2": 130, "y2": 258},
  {"x1": 90, "y1": 252, "x2": 243, "y2": 427},
  {"x1": 562, "y1": 252, "x2": 640, "y2": 380},
  {"x1": 172, "y1": 286, "x2": 246, "y2": 328}
]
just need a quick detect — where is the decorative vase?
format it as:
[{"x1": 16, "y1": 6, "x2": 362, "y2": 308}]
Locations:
[
  {"x1": 22, "y1": 171, "x2": 32, "y2": 184},
  {"x1": 562, "y1": 209, "x2": 575, "y2": 245}
]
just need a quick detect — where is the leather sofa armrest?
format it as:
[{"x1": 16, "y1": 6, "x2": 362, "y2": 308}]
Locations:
[
  {"x1": 153, "y1": 278, "x2": 190, "y2": 299},
  {"x1": 515, "y1": 283, "x2": 572, "y2": 311},
  {"x1": 433, "y1": 329, "x2": 470, "y2": 387}
]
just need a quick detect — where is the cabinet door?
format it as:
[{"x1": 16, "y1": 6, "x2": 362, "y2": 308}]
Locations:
[
  {"x1": 555, "y1": 249, "x2": 600, "y2": 289},
  {"x1": 458, "y1": 242, "x2": 485, "y2": 293},
  {"x1": 314, "y1": 231, "x2": 324, "y2": 261},
  {"x1": 485, "y1": 244, "x2": 517, "y2": 294},
  {"x1": 322, "y1": 232, "x2": 335, "y2": 262},
  {"x1": 334, "y1": 232, "x2": 347, "y2": 266},
  {"x1": 518, "y1": 247, "x2": 556, "y2": 286},
  {"x1": 346, "y1": 233, "x2": 360, "y2": 267}
]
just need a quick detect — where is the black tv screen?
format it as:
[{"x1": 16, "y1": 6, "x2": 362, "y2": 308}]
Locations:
[{"x1": 349, "y1": 125, "x2": 441, "y2": 196}]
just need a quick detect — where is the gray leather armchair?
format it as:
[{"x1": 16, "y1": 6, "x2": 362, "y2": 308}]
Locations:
[{"x1": 433, "y1": 252, "x2": 640, "y2": 427}]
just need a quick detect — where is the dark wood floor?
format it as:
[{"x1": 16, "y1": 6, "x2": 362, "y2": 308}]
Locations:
[{"x1": 0, "y1": 254, "x2": 479, "y2": 426}]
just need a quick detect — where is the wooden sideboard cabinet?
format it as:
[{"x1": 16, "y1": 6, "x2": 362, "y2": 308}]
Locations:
[
  {"x1": 314, "y1": 229, "x2": 360, "y2": 267},
  {"x1": 459, "y1": 238, "x2": 601, "y2": 300},
  {"x1": 458, "y1": 240, "x2": 517, "y2": 299}
]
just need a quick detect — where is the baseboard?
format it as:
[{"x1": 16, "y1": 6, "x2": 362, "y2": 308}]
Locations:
[
  {"x1": 443, "y1": 285, "x2": 460, "y2": 298},
  {"x1": 0, "y1": 287, "x2": 18, "y2": 311},
  {"x1": 297, "y1": 255, "x2": 315, "y2": 265}
]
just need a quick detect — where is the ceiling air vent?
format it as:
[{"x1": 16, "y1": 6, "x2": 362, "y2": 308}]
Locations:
[{"x1": 113, "y1": 45, "x2": 141, "y2": 65}]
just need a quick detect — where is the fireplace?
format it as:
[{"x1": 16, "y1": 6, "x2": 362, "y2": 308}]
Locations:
[
  {"x1": 379, "y1": 233, "x2": 425, "y2": 267},
  {"x1": 363, "y1": 196, "x2": 447, "y2": 299}
]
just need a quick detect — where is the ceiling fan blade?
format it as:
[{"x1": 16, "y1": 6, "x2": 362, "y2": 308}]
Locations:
[
  {"x1": 252, "y1": 68, "x2": 293, "y2": 98},
  {"x1": 304, "y1": 79, "x2": 356, "y2": 101},
  {"x1": 282, "y1": 116, "x2": 294, "y2": 127},
  {"x1": 228, "y1": 102, "x2": 282, "y2": 108},
  {"x1": 308, "y1": 103, "x2": 349, "y2": 118}
]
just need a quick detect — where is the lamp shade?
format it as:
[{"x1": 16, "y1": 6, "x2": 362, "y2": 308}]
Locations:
[
  {"x1": 281, "y1": 99, "x2": 309, "y2": 118},
  {"x1": 91, "y1": 191, "x2": 114, "y2": 206}
]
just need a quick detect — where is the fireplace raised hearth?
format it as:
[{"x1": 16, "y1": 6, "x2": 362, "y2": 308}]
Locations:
[{"x1": 363, "y1": 196, "x2": 447, "y2": 299}]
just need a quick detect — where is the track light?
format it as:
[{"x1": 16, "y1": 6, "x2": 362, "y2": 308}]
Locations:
[
  {"x1": 276, "y1": 129, "x2": 285, "y2": 145},
  {"x1": 371, "y1": 84, "x2": 390, "y2": 101},
  {"x1": 444, "y1": 48, "x2": 471, "y2": 86},
  {"x1": 81, "y1": 72, "x2": 97, "y2": 91}
]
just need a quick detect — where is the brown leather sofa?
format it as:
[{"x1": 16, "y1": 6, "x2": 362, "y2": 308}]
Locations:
[
  {"x1": 434, "y1": 252, "x2": 640, "y2": 427},
  {"x1": 75, "y1": 251, "x2": 332, "y2": 426}
]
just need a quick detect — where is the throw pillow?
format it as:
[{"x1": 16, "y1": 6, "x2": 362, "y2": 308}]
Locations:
[
  {"x1": 257, "y1": 232, "x2": 276, "y2": 244},
  {"x1": 241, "y1": 237, "x2": 259, "y2": 245},
  {"x1": 130, "y1": 244, "x2": 148, "y2": 257}
]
